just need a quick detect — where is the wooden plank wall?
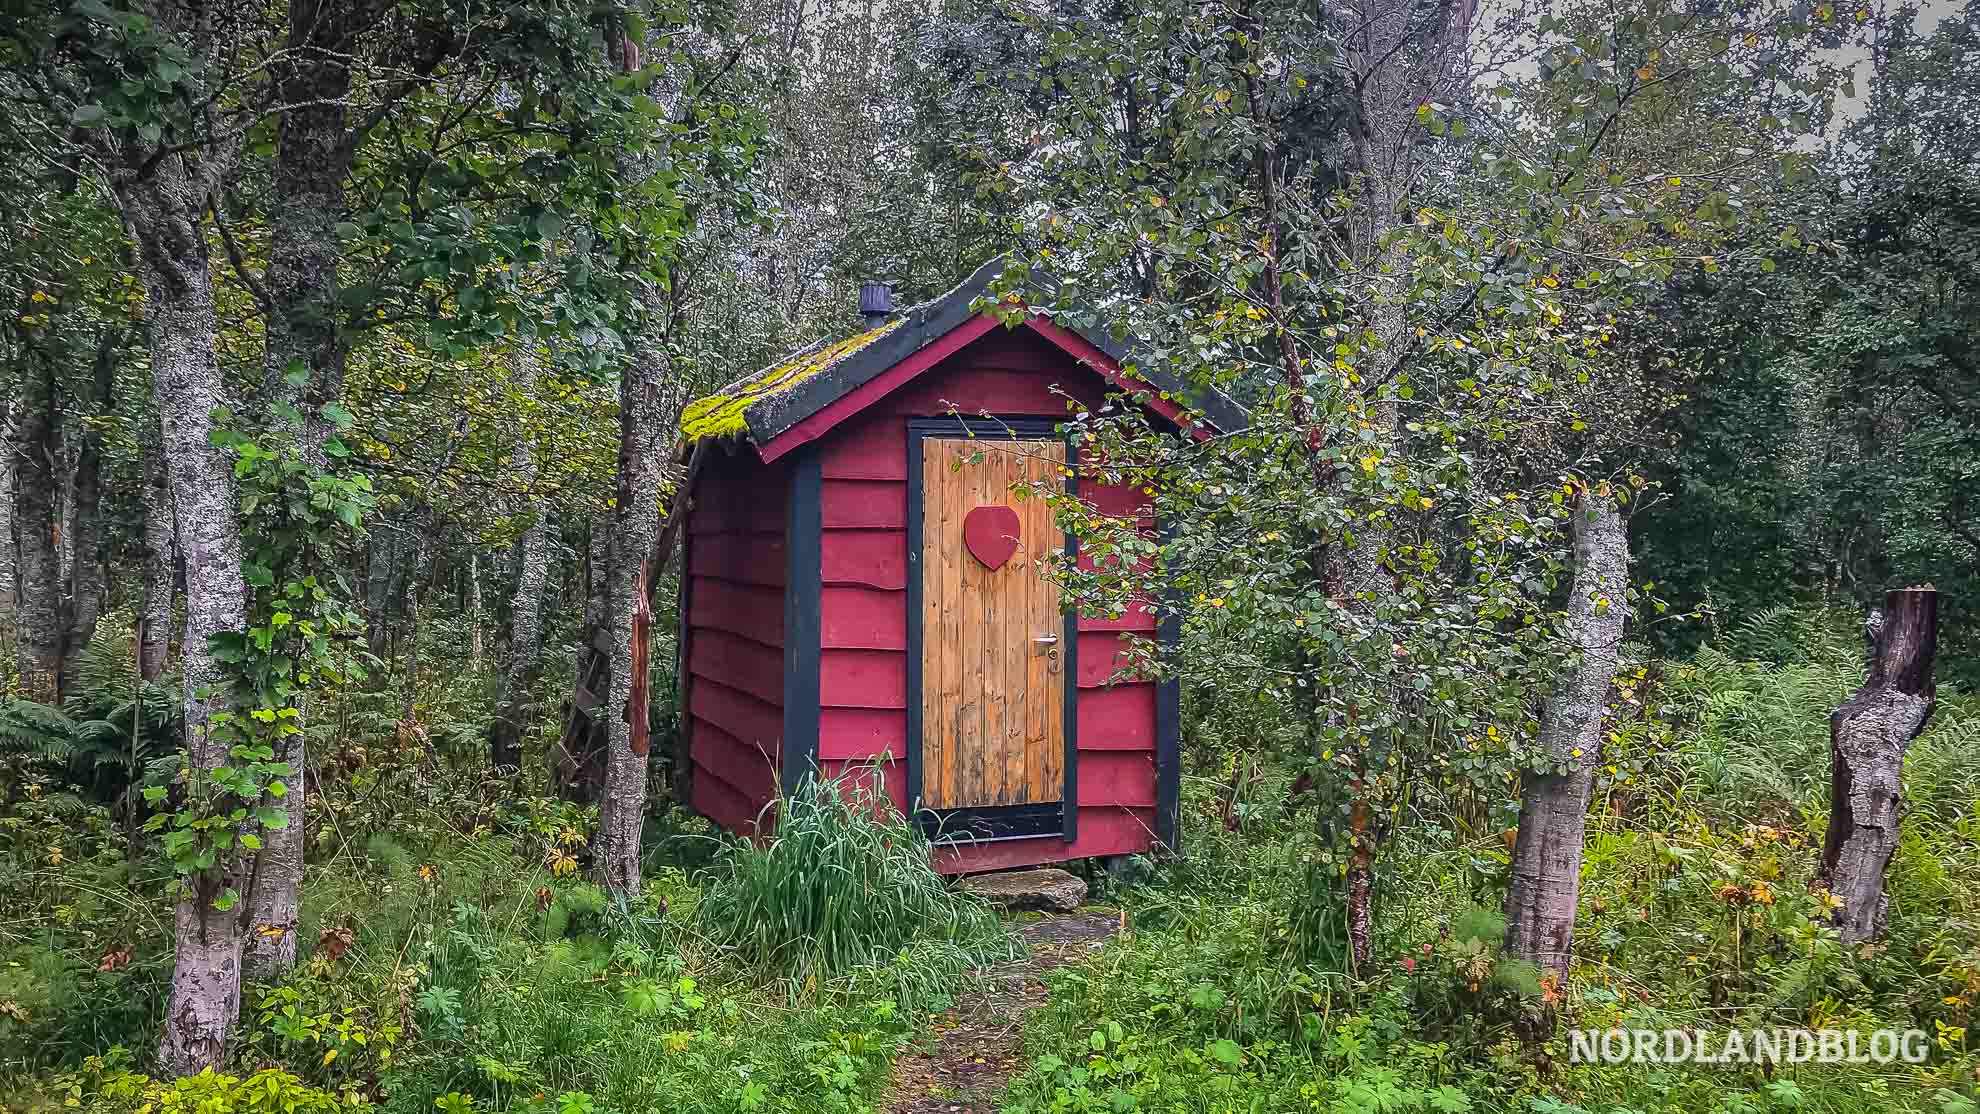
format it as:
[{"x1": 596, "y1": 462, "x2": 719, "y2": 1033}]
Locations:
[
  {"x1": 808, "y1": 326, "x2": 1162, "y2": 872},
  {"x1": 684, "y1": 449, "x2": 789, "y2": 834}
]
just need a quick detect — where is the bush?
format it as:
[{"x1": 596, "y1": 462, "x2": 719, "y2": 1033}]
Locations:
[
  {"x1": 696, "y1": 771, "x2": 1014, "y2": 1002},
  {"x1": 21, "y1": 1049, "x2": 350, "y2": 1114}
]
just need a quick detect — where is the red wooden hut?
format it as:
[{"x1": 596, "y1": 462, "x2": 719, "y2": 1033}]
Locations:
[{"x1": 671, "y1": 260, "x2": 1242, "y2": 873}]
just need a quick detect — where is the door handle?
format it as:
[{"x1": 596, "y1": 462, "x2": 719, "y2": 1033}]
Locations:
[{"x1": 1031, "y1": 635, "x2": 1059, "y2": 645}]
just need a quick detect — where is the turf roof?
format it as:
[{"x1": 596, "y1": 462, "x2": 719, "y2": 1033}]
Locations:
[{"x1": 679, "y1": 257, "x2": 1245, "y2": 449}]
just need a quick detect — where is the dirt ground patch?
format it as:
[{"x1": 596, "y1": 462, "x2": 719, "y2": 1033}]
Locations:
[{"x1": 883, "y1": 911, "x2": 1120, "y2": 1114}]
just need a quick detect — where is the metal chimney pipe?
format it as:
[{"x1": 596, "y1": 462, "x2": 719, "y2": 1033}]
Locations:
[{"x1": 859, "y1": 281, "x2": 893, "y2": 329}]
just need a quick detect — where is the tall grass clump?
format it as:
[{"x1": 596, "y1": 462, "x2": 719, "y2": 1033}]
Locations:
[{"x1": 697, "y1": 771, "x2": 1014, "y2": 1004}]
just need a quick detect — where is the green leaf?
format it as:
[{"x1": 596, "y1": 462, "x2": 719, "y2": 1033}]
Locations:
[{"x1": 71, "y1": 104, "x2": 107, "y2": 127}]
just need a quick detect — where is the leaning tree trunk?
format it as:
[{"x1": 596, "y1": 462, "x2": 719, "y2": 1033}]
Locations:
[
  {"x1": 1817, "y1": 586, "x2": 1938, "y2": 945},
  {"x1": 14, "y1": 363, "x2": 62, "y2": 703},
  {"x1": 1504, "y1": 495, "x2": 1629, "y2": 987},
  {"x1": 491, "y1": 346, "x2": 549, "y2": 777},
  {"x1": 140, "y1": 432, "x2": 176, "y2": 680},
  {"x1": 121, "y1": 155, "x2": 252, "y2": 1077},
  {"x1": 592, "y1": 306, "x2": 671, "y2": 901}
]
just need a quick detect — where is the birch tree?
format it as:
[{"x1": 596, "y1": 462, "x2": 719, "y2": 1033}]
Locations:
[
  {"x1": 490, "y1": 344, "x2": 551, "y2": 777},
  {"x1": 939, "y1": 0, "x2": 1843, "y2": 972},
  {"x1": 1502, "y1": 493, "x2": 1628, "y2": 984}
]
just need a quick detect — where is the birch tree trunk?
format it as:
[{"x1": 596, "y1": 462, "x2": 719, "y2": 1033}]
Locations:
[
  {"x1": 120, "y1": 153, "x2": 251, "y2": 1077},
  {"x1": 491, "y1": 347, "x2": 548, "y2": 778},
  {"x1": 140, "y1": 431, "x2": 176, "y2": 680},
  {"x1": 592, "y1": 306, "x2": 670, "y2": 900},
  {"x1": 1817, "y1": 586, "x2": 1938, "y2": 945},
  {"x1": 240, "y1": 0, "x2": 358, "y2": 984},
  {"x1": 365, "y1": 531, "x2": 395, "y2": 659},
  {"x1": 491, "y1": 516, "x2": 549, "y2": 775},
  {"x1": 1504, "y1": 495, "x2": 1628, "y2": 985},
  {"x1": 468, "y1": 554, "x2": 482, "y2": 667},
  {"x1": 61, "y1": 333, "x2": 118, "y2": 687},
  {"x1": 14, "y1": 364, "x2": 62, "y2": 703}
]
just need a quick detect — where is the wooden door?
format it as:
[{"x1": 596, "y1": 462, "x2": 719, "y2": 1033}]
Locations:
[{"x1": 919, "y1": 437, "x2": 1066, "y2": 811}]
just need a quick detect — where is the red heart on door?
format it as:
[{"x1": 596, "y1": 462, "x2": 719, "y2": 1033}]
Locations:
[{"x1": 962, "y1": 505, "x2": 1022, "y2": 570}]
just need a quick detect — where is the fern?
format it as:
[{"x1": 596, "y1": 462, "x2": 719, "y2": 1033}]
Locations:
[
  {"x1": 1721, "y1": 603, "x2": 1860, "y2": 667},
  {"x1": 0, "y1": 624, "x2": 182, "y2": 804},
  {"x1": 0, "y1": 699, "x2": 82, "y2": 763}
]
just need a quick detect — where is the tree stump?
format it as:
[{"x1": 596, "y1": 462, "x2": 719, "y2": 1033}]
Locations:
[{"x1": 1818, "y1": 585, "x2": 1938, "y2": 945}]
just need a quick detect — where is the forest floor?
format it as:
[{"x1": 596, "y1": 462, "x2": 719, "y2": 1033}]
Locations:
[{"x1": 883, "y1": 910, "x2": 1120, "y2": 1114}]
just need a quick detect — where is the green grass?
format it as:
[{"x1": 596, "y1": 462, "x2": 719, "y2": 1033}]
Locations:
[
  {"x1": 4, "y1": 775, "x2": 1007, "y2": 1114},
  {"x1": 696, "y1": 771, "x2": 1017, "y2": 1011}
]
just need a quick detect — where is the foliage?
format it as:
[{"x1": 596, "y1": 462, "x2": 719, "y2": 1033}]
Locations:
[
  {"x1": 0, "y1": 0, "x2": 1977, "y2": 1102},
  {"x1": 0, "y1": 621, "x2": 180, "y2": 794},
  {"x1": 696, "y1": 771, "x2": 1016, "y2": 1006},
  {"x1": 930, "y1": 0, "x2": 1840, "y2": 970},
  {"x1": 32, "y1": 1049, "x2": 352, "y2": 1114},
  {"x1": 140, "y1": 431, "x2": 372, "y2": 911},
  {"x1": 992, "y1": 624, "x2": 1980, "y2": 1114},
  {"x1": 1633, "y1": 9, "x2": 1980, "y2": 679}
]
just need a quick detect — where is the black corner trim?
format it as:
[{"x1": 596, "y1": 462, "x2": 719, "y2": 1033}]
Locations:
[
  {"x1": 905, "y1": 425, "x2": 926, "y2": 813},
  {"x1": 781, "y1": 448, "x2": 823, "y2": 797},
  {"x1": 1155, "y1": 575, "x2": 1182, "y2": 852}
]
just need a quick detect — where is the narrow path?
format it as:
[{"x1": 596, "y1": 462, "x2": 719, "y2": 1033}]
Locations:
[{"x1": 884, "y1": 912, "x2": 1120, "y2": 1114}]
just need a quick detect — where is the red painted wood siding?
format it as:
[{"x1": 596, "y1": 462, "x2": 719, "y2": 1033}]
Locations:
[
  {"x1": 684, "y1": 450, "x2": 789, "y2": 833},
  {"x1": 808, "y1": 325, "x2": 1163, "y2": 872}
]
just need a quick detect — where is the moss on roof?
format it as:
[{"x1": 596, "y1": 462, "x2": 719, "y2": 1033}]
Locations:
[{"x1": 681, "y1": 317, "x2": 906, "y2": 442}]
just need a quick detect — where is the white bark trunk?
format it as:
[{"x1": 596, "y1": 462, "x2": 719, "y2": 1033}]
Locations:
[
  {"x1": 240, "y1": 5, "x2": 357, "y2": 983},
  {"x1": 140, "y1": 430, "x2": 176, "y2": 680},
  {"x1": 491, "y1": 346, "x2": 548, "y2": 777},
  {"x1": 593, "y1": 296, "x2": 672, "y2": 900},
  {"x1": 1503, "y1": 496, "x2": 1628, "y2": 984},
  {"x1": 123, "y1": 152, "x2": 251, "y2": 1077},
  {"x1": 14, "y1": 366, "x2": 62, "y2": 702}
]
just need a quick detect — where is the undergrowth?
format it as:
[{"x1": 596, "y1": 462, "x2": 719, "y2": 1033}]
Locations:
[
  {"x1": 2, "y1": 769, "x2": 1001, "y2": 1114},
  {"x1": 7, "y1": 606, "x2": 1978, "y2": 1114},
  {"x1": 697, "y1": 771, "x2": 1017, "y2": 1010},
  {"x1": 1000, "y1": 617, "x2": 1980, "y2": 1114}
]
